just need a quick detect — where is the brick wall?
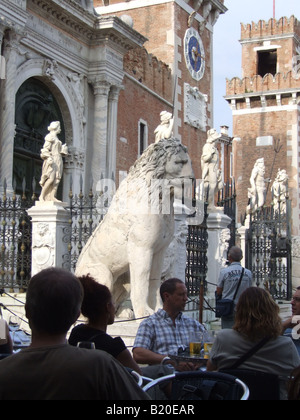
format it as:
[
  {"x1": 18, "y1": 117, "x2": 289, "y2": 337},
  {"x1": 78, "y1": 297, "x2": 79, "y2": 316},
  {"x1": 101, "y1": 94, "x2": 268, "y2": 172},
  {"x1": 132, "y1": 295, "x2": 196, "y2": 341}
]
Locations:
[
  {"x1": 240, "y1": 16, "x2": 300, "y2": 79},
  {"x1": 174, "y1": 2, "x2": 213, "y2": 180},
  {"x1": 116, "y1": 69, "x2": 173, "y2": 183},
  {"x1": 95, "y1": 0, "x2": 228, "y2": 183},
  {"x1": 226, "y1": 15, "x2": 300, "y2": 234},
  {"x1": 232, "y1": 109, "x2": 289, "y2": 214}
]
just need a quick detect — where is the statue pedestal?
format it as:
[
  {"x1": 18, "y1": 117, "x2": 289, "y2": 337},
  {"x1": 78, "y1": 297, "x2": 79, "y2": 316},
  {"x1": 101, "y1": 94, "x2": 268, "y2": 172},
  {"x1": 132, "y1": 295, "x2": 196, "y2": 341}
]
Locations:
[
  {"x1": 205, "y1": 212, "x2": 232, "y2": 324},
  {"x1": 107, "y1": 319, "x2": 142, "y2": 350},
  {"x1": 28, "y1": 201, "x2": 69, "y2": 276}
]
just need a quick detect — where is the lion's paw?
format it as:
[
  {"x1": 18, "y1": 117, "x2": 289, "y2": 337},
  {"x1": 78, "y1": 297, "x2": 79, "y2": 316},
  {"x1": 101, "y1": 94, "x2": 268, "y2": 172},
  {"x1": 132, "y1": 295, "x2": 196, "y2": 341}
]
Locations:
[
  {"x1": 135, "y1": 306, "x2": 154, "y2": 319},
  {"x1": 116, "y1": 307, "x2": 134, "y2": 320}
]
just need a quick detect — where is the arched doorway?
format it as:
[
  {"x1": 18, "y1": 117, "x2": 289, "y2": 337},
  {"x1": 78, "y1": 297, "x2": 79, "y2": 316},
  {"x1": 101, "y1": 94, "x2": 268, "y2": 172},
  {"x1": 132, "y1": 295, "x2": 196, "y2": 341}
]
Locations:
[{"x1": 14, "y1": 77, "x2": 65, "y2": 198}]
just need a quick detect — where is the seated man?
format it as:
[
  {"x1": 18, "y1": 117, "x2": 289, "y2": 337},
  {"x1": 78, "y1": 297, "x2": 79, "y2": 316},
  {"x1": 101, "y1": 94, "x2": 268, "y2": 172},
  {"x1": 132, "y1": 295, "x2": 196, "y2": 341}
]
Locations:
[
  {"x1": 133, "y1": 278, "x2": 205, "y2": 371},
  {"x1": 0, "y1": 267, "x2": 149, "y2": 401}
]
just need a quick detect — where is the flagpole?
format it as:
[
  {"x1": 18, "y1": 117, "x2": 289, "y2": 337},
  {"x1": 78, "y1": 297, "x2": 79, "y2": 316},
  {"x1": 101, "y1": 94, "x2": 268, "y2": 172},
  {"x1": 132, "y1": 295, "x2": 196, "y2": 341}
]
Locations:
[{"x1": 273, "y1": 0, "x2": 276, "y2": 19}]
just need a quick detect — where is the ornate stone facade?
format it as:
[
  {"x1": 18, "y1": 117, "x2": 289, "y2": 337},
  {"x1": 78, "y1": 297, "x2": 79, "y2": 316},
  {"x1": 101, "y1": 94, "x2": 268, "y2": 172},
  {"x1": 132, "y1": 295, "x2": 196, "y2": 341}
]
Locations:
[{"x1": 0, "y1": 0, "x2": 146, "y2": 198}]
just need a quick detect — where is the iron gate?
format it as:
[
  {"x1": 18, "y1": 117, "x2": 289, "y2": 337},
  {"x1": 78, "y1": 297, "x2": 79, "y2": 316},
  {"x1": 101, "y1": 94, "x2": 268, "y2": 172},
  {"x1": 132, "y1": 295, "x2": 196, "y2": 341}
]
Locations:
[
  {"x1": 185, "y1": 202, "x2": 208, "y2": 297},
  {"x1": 246, "y1": 199, "x2": 292, "y2": 301},
  {"x1": 0, "y1": 179, "x2": 35, "y2": 291}
]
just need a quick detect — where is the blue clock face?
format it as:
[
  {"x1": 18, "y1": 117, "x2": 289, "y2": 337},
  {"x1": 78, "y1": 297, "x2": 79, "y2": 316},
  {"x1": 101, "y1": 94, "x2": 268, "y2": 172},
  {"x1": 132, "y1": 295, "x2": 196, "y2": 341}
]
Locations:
[
  {"x1": 184, "y1": 28, "x2": 205, "y2": 81},
  {"x1": 188, "y1": 36, "x2": 203, "y2": 72}
]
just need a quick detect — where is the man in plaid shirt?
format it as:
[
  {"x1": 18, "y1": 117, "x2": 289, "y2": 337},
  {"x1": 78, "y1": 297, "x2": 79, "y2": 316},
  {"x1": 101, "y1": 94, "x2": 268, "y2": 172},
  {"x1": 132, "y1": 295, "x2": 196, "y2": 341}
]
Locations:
[{"x1": 133, "y1": 278, "x2": 205, "y2": 371}]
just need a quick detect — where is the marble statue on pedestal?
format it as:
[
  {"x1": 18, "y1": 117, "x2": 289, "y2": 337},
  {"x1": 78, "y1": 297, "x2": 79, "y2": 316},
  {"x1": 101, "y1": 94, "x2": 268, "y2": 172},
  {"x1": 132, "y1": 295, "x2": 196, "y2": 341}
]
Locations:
[
  {"x1": 154, "y1": 111, "x2": 174, "y2": 142},
  {"x1": 201, "y1": 128, "x2": 223, "y2": 210},
  {"x1": 39, "y1": 121, "x2": 68, "y2": 202},
  {"x1": 76, "y1": 138, "x2": 194, "y2": 319},
  {"x1": 272, "y1": 169, "x2": 289, "y2": 214},
  {"x1": 247, "y1": 158, "x2": 268, "y2": 213}
]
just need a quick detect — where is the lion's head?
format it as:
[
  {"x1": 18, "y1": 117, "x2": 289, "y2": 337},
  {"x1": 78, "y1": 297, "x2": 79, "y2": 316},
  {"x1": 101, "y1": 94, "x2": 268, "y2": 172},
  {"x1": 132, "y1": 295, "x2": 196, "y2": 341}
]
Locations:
[
  {"x1": 126, "y1": 138, "x2": 194, "y2": 185},
  {"x1": 110, "y1": 138, "x2": 194, "y2": 215}
]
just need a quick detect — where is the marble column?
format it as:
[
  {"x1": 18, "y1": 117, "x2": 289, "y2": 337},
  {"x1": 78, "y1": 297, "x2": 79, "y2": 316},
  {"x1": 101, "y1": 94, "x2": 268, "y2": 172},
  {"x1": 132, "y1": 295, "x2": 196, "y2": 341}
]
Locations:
[
  {"x1": 204, "y1": 212, "x2": 232, "y2": 324},
  {"x1": 107, "y1": 84, "x2": 122, "y2": 180},
  {"x1": 0, "y1": 26, "x2": 5, "y2": 80},
  {"x1": 0, "y1": 28, "x2": 23, "y2": 191},
  {"x1": 91, "y1": 79, "x2": 111, "y2": 184},
  {"x1": 207, "y1": 212, "x2": 232, "y2": 290}
]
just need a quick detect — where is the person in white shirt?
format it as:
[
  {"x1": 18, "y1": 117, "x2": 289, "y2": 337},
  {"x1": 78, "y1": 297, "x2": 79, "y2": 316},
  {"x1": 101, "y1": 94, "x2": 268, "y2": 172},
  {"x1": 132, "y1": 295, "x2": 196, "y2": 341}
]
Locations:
[{"x1": 216, "y1": 246, "x2": 252, "y2": 329}]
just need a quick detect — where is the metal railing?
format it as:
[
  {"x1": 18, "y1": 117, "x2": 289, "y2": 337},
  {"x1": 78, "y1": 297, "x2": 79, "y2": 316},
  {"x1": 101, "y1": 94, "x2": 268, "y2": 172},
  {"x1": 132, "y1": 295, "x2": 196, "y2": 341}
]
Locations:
[
  {"x1": 0, "y1": 179, "x2": 36, "y2": 291},
  {"x1": 62, "y1": 176, "x2": 104, "y2": 273},
  {"x1": 246, "y1": 196, "x2": 292, "y2": 301}
]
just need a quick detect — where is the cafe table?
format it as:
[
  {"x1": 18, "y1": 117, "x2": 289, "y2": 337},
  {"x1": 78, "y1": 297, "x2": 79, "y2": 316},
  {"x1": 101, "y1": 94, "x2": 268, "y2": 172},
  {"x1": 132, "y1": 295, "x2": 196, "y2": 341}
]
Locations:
[{"x1": 168, "y1": 350, "x2": 208, "y2": 370}]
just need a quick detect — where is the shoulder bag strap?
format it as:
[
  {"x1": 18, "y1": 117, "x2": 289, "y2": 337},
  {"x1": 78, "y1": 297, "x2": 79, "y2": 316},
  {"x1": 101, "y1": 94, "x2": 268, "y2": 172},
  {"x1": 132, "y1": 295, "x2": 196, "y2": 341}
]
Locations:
[
  {"x1": 233, "y1": 268, "x2": 245, "y2": 301},
  {"x1": 229, "y1": 336, "x2": 271, "y2": 370}
]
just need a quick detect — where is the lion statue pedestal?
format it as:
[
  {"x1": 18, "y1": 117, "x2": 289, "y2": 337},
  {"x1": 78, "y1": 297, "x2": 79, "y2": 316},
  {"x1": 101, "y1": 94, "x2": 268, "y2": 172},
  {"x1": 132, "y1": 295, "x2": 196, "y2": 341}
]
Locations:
[{"x1": 76, "y1": 138, "x2": 194, "y2": 319}]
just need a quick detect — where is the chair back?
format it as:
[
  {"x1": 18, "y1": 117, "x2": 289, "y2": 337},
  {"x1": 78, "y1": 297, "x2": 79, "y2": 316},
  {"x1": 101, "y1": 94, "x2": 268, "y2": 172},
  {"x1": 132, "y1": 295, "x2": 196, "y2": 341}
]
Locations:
[
  {"x1": 0, "y1": 353, "x2": 11, "y2": 360},
  {"x1": 221, "y1": 369, "x2": 280, "y2": 400},
  {"x1": 143, "y1": 371, "x2": 249, "y2": 400}
]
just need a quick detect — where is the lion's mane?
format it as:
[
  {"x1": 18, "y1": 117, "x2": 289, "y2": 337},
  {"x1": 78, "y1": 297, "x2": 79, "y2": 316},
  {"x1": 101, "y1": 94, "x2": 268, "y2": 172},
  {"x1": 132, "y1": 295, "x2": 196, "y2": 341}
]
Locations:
[
  {"x1": 111, "y1": 138, "x2": 187, "y2": 210},
  {"x1": 127, "y1": 137, "x2": 187, "y2": 184}
]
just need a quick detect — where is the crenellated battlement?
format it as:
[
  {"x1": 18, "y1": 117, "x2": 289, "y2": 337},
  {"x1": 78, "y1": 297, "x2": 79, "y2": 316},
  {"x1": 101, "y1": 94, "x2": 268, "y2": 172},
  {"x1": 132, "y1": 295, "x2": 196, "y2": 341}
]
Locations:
[
  {"x1": 241, "y1": 15, "x2": 300, "y2": 40},
  {"x1": 226, "y1": 71, "x2": 300, "y2": 97},
  {"x1": 124, "y1": 47, "x2": 173, "y2": 101}
]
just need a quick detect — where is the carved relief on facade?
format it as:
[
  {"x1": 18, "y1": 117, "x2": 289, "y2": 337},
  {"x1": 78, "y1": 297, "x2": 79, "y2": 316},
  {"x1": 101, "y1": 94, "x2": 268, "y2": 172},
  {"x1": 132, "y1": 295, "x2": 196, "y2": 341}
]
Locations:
[
  {"x1": 32, "y1": 222, "x2": 55, "y2": 271},
  {"x1": 184, "y1": 83, "x2": 207, "y2": 130},
  {"x1": 64, "y1": 147, "x2": 85, "y2": 170}
]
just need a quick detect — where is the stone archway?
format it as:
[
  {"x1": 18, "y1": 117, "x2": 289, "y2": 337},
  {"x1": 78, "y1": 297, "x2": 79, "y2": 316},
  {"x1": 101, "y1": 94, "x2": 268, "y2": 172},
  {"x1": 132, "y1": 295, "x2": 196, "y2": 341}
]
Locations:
[{"x1": 14, "y1": 77, "x2": 66, "y2": 198}]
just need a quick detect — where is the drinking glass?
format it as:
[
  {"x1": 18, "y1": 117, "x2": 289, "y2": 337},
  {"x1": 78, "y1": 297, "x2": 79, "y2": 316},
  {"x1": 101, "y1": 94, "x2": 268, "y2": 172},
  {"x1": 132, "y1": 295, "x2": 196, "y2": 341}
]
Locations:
[
  {"x1": 203, "y1": 331, "x2": 216, "y2": 359},
  {"x1": 189, "y1": 331, "x2": 203, "y2": 356}
]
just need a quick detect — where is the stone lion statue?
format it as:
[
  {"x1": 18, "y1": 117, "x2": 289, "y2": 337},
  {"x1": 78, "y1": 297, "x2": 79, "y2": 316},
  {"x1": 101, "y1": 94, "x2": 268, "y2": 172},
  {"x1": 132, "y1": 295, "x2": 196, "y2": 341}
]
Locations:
[{"x1": 76, "y1": 138, "x2": 194, "y2": 318}]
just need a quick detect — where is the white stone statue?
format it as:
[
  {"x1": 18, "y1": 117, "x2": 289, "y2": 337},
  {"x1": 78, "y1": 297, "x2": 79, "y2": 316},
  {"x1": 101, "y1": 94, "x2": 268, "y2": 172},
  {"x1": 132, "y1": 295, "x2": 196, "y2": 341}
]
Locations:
[
  {"x1": 272, "y1": 169, "x2": 289, "y2": 214},
  {"x1": 201, "y1": 128, "x2": 223, "y2": 209},
  {"x1": 218, "y1": 228, "x2": 231, "y2": 267},
  {"x1": 76, "y1": 138, "x2": 194, "y2": 319},
  {"x1": 39, "y1": 121, "x2": 68, "y2": 202},
  {"x1": 154, "y1": 111, "x2": 174, "y2": 142},
  {"x1": 247, "y1": 158, "x2": 268, "y2": 213}
]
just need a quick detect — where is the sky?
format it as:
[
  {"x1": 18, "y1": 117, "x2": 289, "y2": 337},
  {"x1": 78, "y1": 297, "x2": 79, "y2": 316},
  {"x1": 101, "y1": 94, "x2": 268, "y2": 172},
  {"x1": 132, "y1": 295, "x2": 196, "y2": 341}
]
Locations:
[{"x1": 213, "y1": 0, "x2": 299, "y2": 136}]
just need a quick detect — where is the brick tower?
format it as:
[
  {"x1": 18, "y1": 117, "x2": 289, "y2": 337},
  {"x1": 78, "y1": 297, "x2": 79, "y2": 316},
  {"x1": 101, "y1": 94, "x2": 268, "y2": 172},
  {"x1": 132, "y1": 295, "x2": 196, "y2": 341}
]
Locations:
[
  {"x1": 225, "y1": 16, "x2": 300, "y2": 235},
  {"x1": 94, "y1": 0, "x2": 227, "y2": 180}
]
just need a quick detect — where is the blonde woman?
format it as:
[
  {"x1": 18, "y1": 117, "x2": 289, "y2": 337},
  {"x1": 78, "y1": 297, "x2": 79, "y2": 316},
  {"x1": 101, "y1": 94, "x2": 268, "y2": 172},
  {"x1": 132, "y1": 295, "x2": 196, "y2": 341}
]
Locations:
[{"x1": 207, "y1": 287, "x2": 300, "y2": 399}]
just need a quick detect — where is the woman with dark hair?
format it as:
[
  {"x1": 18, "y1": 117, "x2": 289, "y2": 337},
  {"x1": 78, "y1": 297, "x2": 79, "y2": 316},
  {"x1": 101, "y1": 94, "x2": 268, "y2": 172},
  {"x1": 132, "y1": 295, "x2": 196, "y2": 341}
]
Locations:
[
  {"x1": 207, "y1": 287, "x2": 300, "y2": 399},
  {"x1": 69, "y1": 275, "x2": 141, "y2": 373}
]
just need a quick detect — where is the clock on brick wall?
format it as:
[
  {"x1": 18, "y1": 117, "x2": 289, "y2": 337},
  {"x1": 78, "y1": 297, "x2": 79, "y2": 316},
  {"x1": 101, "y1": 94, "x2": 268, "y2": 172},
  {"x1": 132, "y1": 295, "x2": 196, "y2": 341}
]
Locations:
[{"x1": 184, "y1": 27, "x2": 205, "y2": 81}]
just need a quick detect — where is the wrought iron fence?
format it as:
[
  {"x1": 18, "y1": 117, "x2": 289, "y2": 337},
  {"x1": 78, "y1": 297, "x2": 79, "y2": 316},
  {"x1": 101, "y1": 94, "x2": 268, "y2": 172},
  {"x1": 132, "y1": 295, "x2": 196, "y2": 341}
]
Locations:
[
  {"x1": 185, "y1": 202, "x2": 208, "y2": 297},
  {"x1": 62, "y1": 176, "x2": 104, "y2": 273},
  {"x1": 0, "y1": 173, "x2": 211, "y2": 298},
  {"x1": 217, "y1": 179, "x2": 236, "y2": 250},
  {"x1": 0, "y1": 179, "x2": 36, "y2": 291},
  {"x1": 246, "y1": 197, "x2": 292, "y2": 301}
]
